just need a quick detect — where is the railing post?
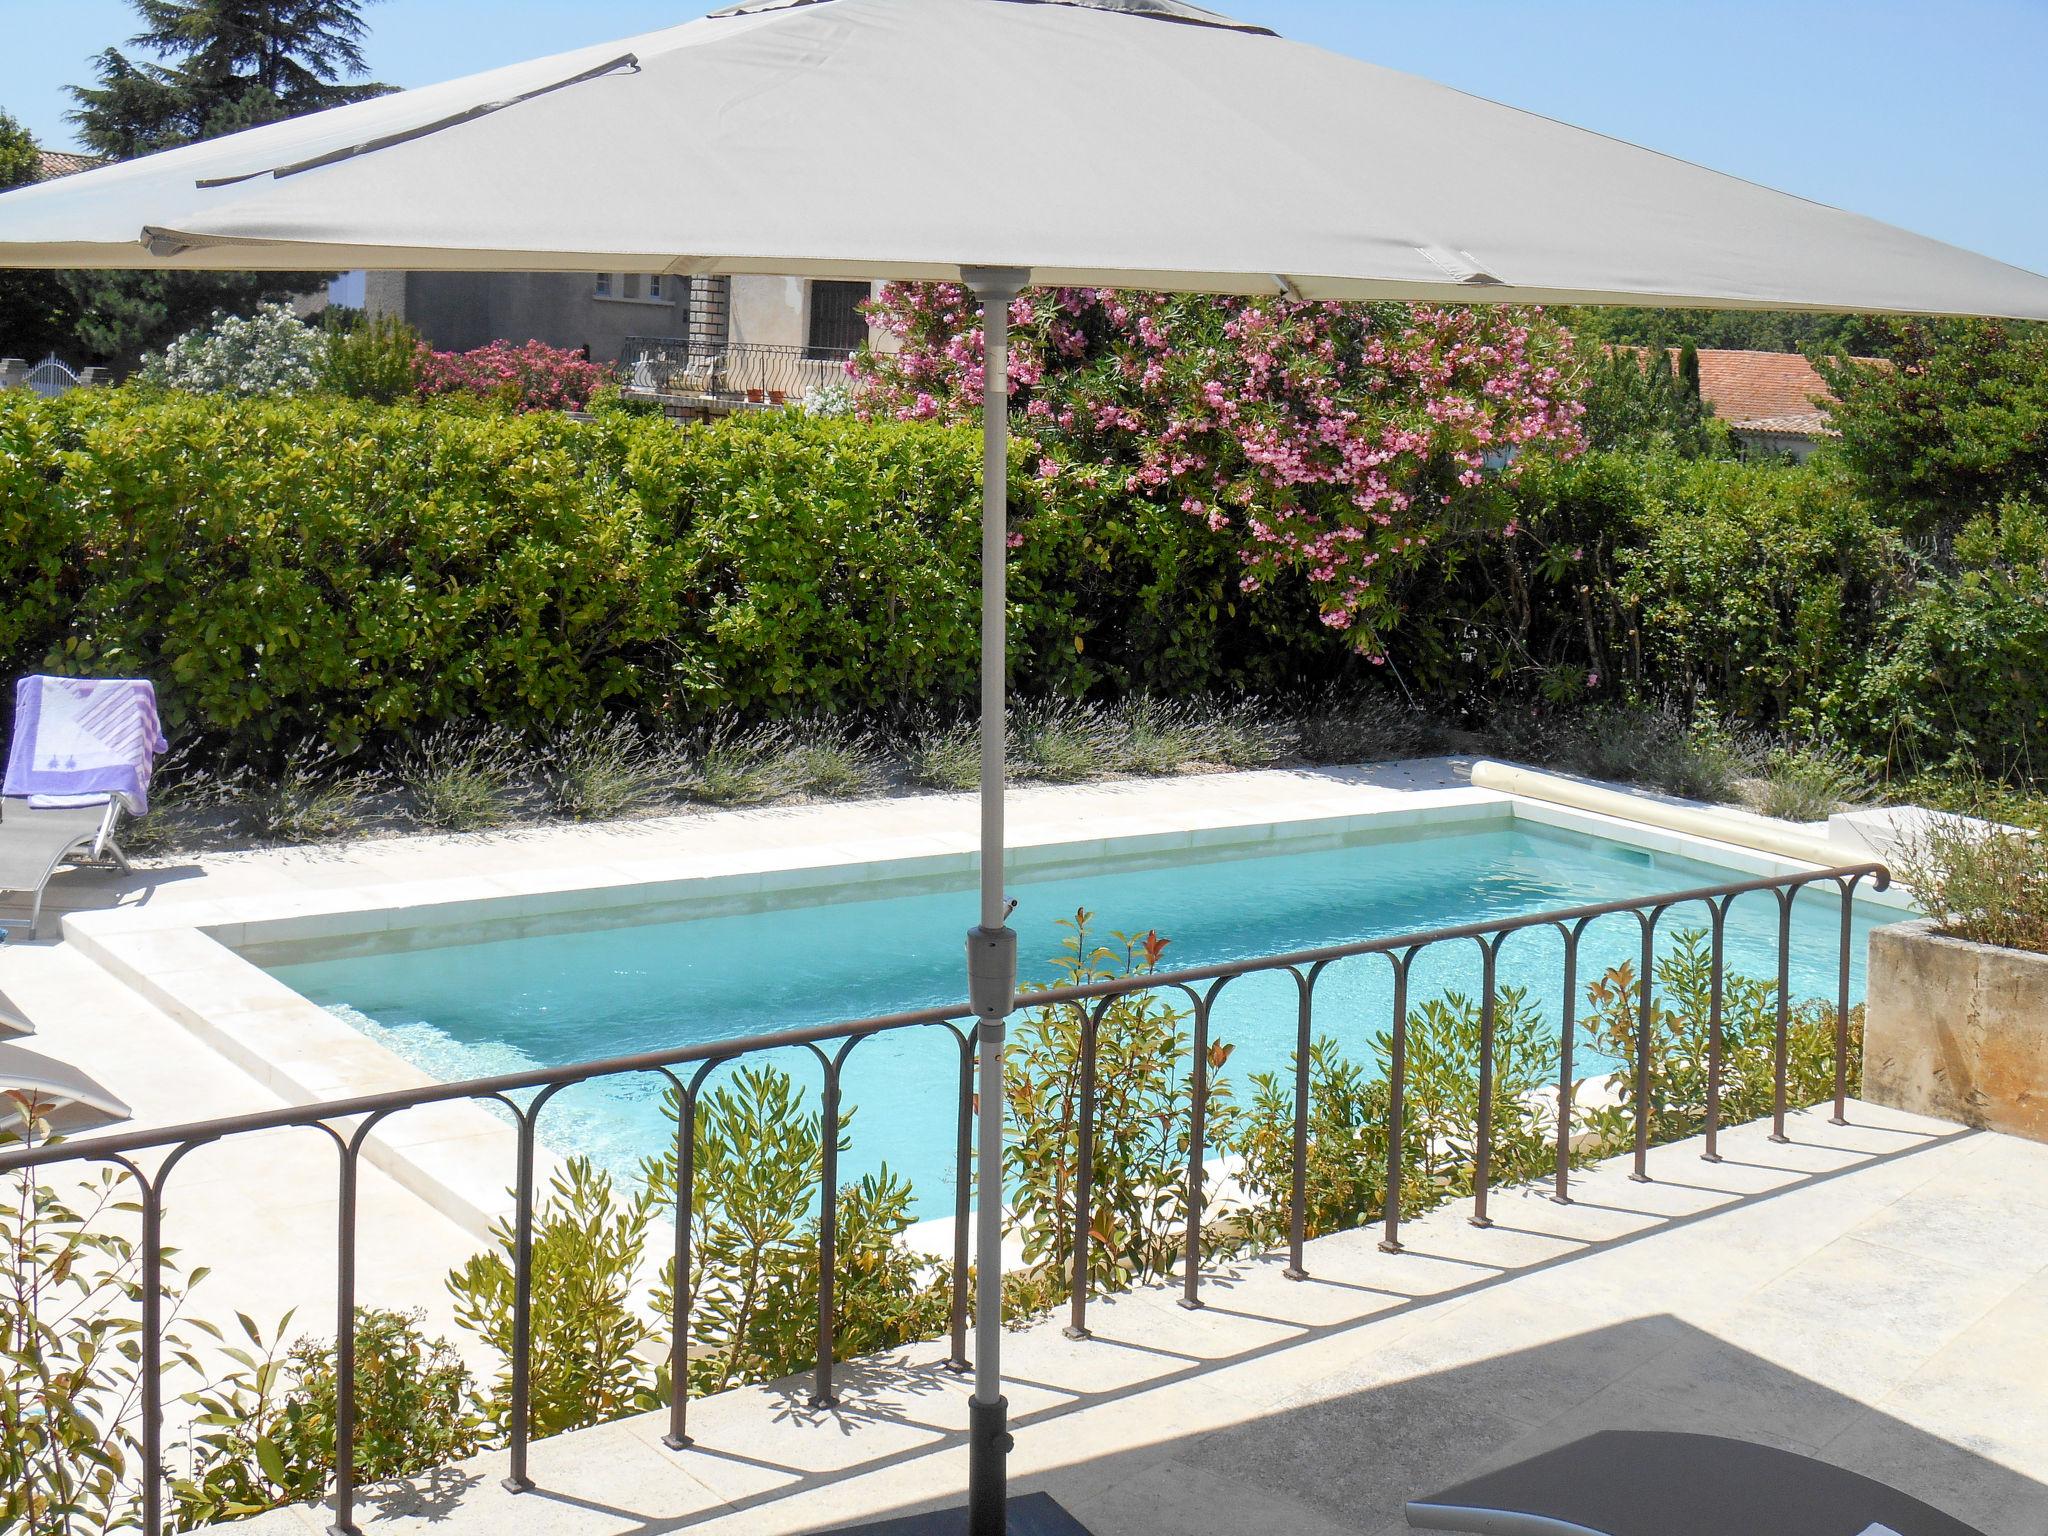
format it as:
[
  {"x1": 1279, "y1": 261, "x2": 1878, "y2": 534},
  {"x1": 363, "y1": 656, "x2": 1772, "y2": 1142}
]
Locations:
[
  {"x1": 813, "y1": 1053, "x2": 843, "y2": 1409},
  {"x1": 1704, "y1": 902, "x2": 1729, "y2": 1164},
  {"x1": 1180, "y1": 990, "x2": 1213, "y2": 1310},
  {"x1": 1380, "y1": 951, "x2": 1414, "y2": 1254},
  {"x1": 1284, "y1": 967, "x2": 1315, "y2": 1280},
  {"x1": 139, "y1": 1174, "x2": 166, "y2": 1536},
  {"x1": 331, "y1": 1140, "x2": 361, "y2": 1536},
  {"x1": 1065, "y1": 1001, "x2": 1103, "y2": 1340},
  {"x1": 1832, "y1": 879, "x2": 1856, "y2": 1126},
  {"x1": 1631, "y1": 914, "x2": 1657, "y2": 1183},
  {"x1": 1552, "y1": 925, "x2": 1579, "y2": 1204},
  {"x1": 502, "y1": 1110, "x2": 538, "y2": 1494},
  {"x1": 1771, "y1": 891, "x2": 1794, "y2": 1144},
  {"x1": 948, "y1": 1031, "x2": 975, "y2": 1371},
  {"x1": 1471, "y1": 938, "x2": 1501, "y2": 1227},
  {"x1": 663, "y1": 1080, "x2": 698, "y2": 1450}
]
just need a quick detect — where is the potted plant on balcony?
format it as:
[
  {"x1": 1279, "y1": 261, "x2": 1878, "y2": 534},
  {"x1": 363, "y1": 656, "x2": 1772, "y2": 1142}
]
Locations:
[{"x1": 1865, "y1": 814, "x2": 2048, "y2": 1140}]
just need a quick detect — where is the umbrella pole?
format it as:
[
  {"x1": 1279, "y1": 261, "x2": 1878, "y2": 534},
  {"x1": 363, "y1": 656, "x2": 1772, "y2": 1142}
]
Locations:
[{"x1": 963, "y1": 266, "x2": 1028, "y2": 1536}]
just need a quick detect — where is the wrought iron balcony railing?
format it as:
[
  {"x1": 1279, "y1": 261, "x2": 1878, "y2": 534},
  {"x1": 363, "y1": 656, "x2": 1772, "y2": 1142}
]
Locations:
[
  {"x1": 0, "y1": 860, "x2": 1887, "y2": 1535},
  {"x1": 618, "y1": 338, "x2": 855, "y2": 405}
]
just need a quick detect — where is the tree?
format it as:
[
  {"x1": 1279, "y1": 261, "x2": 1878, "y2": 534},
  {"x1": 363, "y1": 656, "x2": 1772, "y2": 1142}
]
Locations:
[
  {"x1": 70, "y1": 0, "x2": 384, "y2": 155},
  {"x1": 1571, "y1": 343, "x2": 1722, "y2": 458},
  {"x1": 1816, "y1": 318, "x2": 2048, "y2": 541},
  {"x1": 1676, "y1": 341, "x2": 1702, "y2": 401},
  {"x1": 0, "y1": 112, "x2": 85, "y2": 361},
  {"x1": 852, "y1": 285, "x2": 1585, "y2": 652},
  {"x1": 1558, "y1": 304, "x2": 1895, "y2": 360},
  {"x1": 0, "y1": 112, "x2": 37, "y2": 188},
  {"x1": 61, "y1": 0, "x2": 390, "y2": 364}
]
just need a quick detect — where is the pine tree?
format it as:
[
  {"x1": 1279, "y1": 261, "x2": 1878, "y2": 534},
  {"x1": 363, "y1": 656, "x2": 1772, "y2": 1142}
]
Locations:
[
  {"x1": 61, "y1": 0, "x2": 390, "y2": 364},
  {"x1": 70, "y1": 0, "x2": 385, "y2": 155}
]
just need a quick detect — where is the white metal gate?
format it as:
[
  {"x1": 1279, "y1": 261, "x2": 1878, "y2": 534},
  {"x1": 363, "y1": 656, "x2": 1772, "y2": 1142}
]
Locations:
[{"x1": 23, "y1": 355, "x2": 81, "y2": 398}]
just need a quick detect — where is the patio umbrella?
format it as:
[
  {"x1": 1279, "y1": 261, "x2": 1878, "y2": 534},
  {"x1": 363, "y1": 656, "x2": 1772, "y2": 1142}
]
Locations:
[{"x1": 4, "y1": 1, "x2": 2047, "y2": 1530}]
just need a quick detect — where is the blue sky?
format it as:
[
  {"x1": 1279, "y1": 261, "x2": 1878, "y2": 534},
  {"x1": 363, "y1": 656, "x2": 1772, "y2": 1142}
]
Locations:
[{"x1": 4, "y1": 0, "x2": 2045, "y2": 275}]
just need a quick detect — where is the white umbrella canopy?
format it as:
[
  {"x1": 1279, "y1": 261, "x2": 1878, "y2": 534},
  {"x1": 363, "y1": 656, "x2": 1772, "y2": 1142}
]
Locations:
[
  {"x1": 1, "y1": 0, "x2": 2046, "y2": 317},
  {"x1": 6, "y1": 3, "x2": 2046, "y2": 1532}
]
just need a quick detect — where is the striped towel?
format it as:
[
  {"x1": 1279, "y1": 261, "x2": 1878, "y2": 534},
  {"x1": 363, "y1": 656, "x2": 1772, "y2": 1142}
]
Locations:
[{"x1": 2, "y1": 676, "x2": 168, "y2": 815}]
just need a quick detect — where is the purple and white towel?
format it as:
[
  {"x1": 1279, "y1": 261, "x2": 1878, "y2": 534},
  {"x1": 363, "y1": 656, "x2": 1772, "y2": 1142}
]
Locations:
[{"x1": 2, "y1": 676, "x2": 168, "y2": 815}]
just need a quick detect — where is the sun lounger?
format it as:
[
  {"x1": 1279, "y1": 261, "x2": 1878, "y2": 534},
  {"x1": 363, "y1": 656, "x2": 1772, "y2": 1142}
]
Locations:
[
  {"x1": 1407, "y1": 1430, "x2": 1984, "y2": 1536},
  {"x1": 1, "y1": 675, "x2": 163, "y2": 937},
  {"x1": 0, "y1": 795, "x2": 130, "y2": 938},
  {"x1": 0, "y1": 1039, "x2": 132, "y2": 1130},
  {"x1": 0, "y1": 979, "x2": 31, "y2": 1036}
]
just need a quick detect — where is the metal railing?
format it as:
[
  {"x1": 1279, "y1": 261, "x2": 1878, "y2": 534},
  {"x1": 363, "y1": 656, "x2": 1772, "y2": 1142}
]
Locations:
[
  {"x1": 618, "y1": 338, "x2": 855, "y2": 404},
  {"x1": 0, "y1": 861, "x2": 1887, "y2": 1535}
]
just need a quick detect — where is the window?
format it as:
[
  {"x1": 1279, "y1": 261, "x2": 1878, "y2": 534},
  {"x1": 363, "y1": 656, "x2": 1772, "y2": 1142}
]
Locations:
[
  {"x1": 648, "y1": 275, "x2": 664, "y2": 301},
  {"x1": 806, "y1": 280, "x2": 870, "y2": 358},
  {"x1": 594, "y1": 272, "x2": 612, "y2": 298},
  {"x1": 327, "y1": 270, "x2": 366, "y2": 308},
  {"x1": 623, "y1": 274, "x2": 642, "y2": 301}
]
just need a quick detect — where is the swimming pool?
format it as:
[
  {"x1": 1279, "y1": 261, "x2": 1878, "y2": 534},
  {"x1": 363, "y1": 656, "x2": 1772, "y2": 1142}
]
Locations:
[{"x1": 268, "y1": 819, "x2": 1895, "y2": 1216}]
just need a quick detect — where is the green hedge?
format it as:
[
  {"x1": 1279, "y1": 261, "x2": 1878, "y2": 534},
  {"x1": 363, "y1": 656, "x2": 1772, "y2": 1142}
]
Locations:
[
  {"x1": 4, "y1": 391, "x2": 2044, "y2": 785},
  {"x1": 0, "y1": 390, "x2": 1348, "y2": 760},
  {"x1": 1502, "y1": 450, "x2": 2048, "y2": 780}
]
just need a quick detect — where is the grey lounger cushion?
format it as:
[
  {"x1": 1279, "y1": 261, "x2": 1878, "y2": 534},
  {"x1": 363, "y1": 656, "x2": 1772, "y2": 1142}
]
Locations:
[
  {"x1": 0, "y1": 982, "x2": 29, "y2": 1036},
  {"x1": 0, "y1": 1040, "x2": 132, "y2": 1125},
  {"x1": 1408, "y1": 1430, "x2": 1983, "y2": 1536},
  {"x1": 0, "y1": 795, "x2": 125, "y2": 933}
]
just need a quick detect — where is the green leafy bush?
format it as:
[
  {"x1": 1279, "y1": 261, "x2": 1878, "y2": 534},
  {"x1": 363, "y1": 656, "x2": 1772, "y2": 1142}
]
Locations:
[
  {"x1": 2, "y1": 1152, "x2": 163, "y2": 1536},
  {"x1": 1004, "y1": 914, "x2": 1239, "y2": 1304},
  {"x1": 317, "y1": 310, "x2": 423, "y2": 405},
  {"x1": 0, "y1": 390, "x2": 1365, "y2": 767},
  {"x1": 1580, "y1": 929, "x2": 1859, "y2": 1145},
  {"x1": 1816, "y1": 319, "x2": 2048, "y2": 538},
  {"x1": 640, "y1": 1066, "x2": 949, "y2": 1395},
  {"x1": 1230, "y1": 1041, "x2": 1406, "y2": 1248},
  {"x1": 1849, "y1": 506, "x2": 2048, "y2": 780},
  {"x1": 447, "y1": 1159, "x2": 664, "y2": 1440},
  {"x1": 1898, "y1": 818, "x2": 2048, "y2": 955},
  {"x1": 8, "y1": 364, "x2": 2048, "y2": 793},
  {"x1": 137, "y1": 303, "x2": 324, "y2": 398},
  {"x1": 174, "y1": 1308, "x2": 481, "y2": 1526}
]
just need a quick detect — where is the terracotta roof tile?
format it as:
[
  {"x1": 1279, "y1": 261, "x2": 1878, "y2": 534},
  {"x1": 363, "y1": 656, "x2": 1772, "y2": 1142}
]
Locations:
[
  {"x1": 1693, "y1": 349, "x2": 1843, "y2": 435},
  {"x1": 35, "y1": 149, "x2": 102, "y2": 180},
  {"x1": 1606, "y1": 345, "x2": 1885, "y2": 441}
]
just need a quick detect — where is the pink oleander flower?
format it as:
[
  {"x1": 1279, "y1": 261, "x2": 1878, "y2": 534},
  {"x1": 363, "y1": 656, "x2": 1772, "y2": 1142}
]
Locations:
[{"x1": 846, "y1": 281, "x2": 1586, "y2": 645}]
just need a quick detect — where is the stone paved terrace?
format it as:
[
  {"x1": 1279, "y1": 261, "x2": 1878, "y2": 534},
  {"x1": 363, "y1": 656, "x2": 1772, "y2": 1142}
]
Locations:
[{"x1": 236, "y1": 1102, "x2": 2048, "y2": 1536}]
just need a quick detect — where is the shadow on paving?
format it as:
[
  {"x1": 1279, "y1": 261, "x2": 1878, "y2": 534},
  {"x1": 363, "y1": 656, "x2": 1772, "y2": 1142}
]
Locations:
[
  {"x1": 1054, "y1": 1317, "x2": 2046, "y2": 1536},
  {"x1": 305, "y1": 1120, "x2": 2045, "y2": 1536}
]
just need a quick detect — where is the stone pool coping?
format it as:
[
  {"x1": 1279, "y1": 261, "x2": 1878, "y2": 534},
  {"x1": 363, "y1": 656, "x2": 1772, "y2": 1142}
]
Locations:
[{"x1": 60, "y1": 766, "x2": 1915, "y2": 1240}]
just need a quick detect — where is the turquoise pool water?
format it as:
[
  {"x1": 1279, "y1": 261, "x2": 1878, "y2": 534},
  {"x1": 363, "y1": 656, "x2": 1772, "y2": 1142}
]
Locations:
[{"x1": 269, "y1": 821, "x2": 1894, "y2": 1217}]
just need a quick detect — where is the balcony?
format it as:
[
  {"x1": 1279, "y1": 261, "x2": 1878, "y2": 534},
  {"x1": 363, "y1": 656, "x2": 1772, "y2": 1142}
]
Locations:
[
  {"x1": 617, "y1": 338, "x2": 855, "y2": 412},
  {"x1": 5, "y1": 768, "x2": 2045, "y2": 1536},
  {"x1": 216, "y1": 1098, "x2": 2043, "y2": 1536}
]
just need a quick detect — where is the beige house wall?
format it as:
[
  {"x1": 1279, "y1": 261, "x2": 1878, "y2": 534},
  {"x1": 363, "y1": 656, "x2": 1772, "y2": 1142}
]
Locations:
[{"x1": 349, "y1": 270, "x2": 887, "y2": 367}]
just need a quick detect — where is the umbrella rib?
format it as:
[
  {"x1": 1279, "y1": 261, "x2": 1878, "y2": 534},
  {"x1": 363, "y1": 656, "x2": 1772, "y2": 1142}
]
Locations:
[{"x1": 194, "y1": 54, "x2": 644, "y2": 190}]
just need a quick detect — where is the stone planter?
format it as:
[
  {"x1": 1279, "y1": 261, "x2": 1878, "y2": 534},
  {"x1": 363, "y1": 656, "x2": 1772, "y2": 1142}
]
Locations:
[{"x1": 1865, "y1": 918, "x2": 2048, "y2": 1140}]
